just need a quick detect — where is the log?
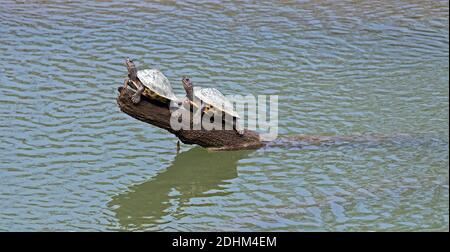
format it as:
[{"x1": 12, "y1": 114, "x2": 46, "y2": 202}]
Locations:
[
  {"x1": 117, "y1": 84, "x2": 404, "y2": 151},
  {"x1": 116, "y1": 86, "x2": 265, "y2": 150}
]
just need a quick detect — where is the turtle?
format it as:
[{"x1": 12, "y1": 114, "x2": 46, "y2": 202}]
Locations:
[
  {"x1": 124, "y1": 58, "x2": 178, "y2": 104},
  {"x1": 181, "y1": 76, "x2": 244, "y2": 135}
]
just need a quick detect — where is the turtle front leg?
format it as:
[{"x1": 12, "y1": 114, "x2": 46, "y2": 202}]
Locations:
[
  {"x1": 235, "y1": 118, "x2": 244, "y2": 136},
  {"x1": 123, "y1": 78, "x2": 131, "y2": 90},
  {"x1": 131, "y1": 81, "x2": 144, "y2": 104},
  {"x1": 179, "y1": 101, "x2": 203, "y2": 130}
]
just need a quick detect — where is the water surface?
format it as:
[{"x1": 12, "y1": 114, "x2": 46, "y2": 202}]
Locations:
[{"x1": 0, "y1": 0, "x2": 448, "y2": 231}]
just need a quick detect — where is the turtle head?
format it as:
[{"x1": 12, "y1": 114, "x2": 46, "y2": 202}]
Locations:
[
  {"x1": 125, "y1": 57, "x2": 136, "y2": 69},
  {"x1": 182, "y1": 76, "x2": 194, "y2": 101},
  {"x1": 125, "y1": 58, "x2": 137, "y2": 80}
]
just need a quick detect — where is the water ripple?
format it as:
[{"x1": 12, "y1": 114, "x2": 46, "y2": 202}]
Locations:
[{"x1": 0, "y1": 0, "x2": 448, "y2": 231}]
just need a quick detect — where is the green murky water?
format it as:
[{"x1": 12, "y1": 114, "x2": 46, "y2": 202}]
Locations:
[{"x1": 0, "y1": 0, "x2": 448, "y2": 231}]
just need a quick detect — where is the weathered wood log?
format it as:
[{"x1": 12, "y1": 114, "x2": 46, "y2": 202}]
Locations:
[
  {"x1": 117, "y1": 84, "x2": 408, "y2": 150},
  {"x1": 117, "y1": 86, "x2": 265, "y2": 150}
]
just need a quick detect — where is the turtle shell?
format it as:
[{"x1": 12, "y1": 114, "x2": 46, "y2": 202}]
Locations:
[
  {"x1": 137, "y1": 69, "x2": 178, "y2": 101},
  {"x1": 194, "y1": 87, "x2": 240, "y2": 118}
]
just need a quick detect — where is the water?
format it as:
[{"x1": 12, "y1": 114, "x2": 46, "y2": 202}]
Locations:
[{"x1": 0, "y1": 0, "x2": 448, "y2": 231}]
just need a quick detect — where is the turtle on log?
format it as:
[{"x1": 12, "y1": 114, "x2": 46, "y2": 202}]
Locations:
[
  {"x1": 124, "y1": 58, "x2": 178, "y2": 105},
  {"x1": 119, "y1": 57, "x2": 263, "y2": 150},
  {"x1": 180, "y1": 76, "x2": 244, "y2": 135}
]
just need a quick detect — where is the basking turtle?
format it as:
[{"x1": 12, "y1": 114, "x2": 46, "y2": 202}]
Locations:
[
  {"x1": 124, "y1": 58, "x2": 178, "y2": 104},
  {"x1": 181, "y1": 77, "x2": 244, "y2": 135}
]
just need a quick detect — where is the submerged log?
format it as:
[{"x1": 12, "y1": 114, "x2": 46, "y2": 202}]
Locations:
[{"x1": 117, "y1": 86, "x2": 264, "y2": 150}]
